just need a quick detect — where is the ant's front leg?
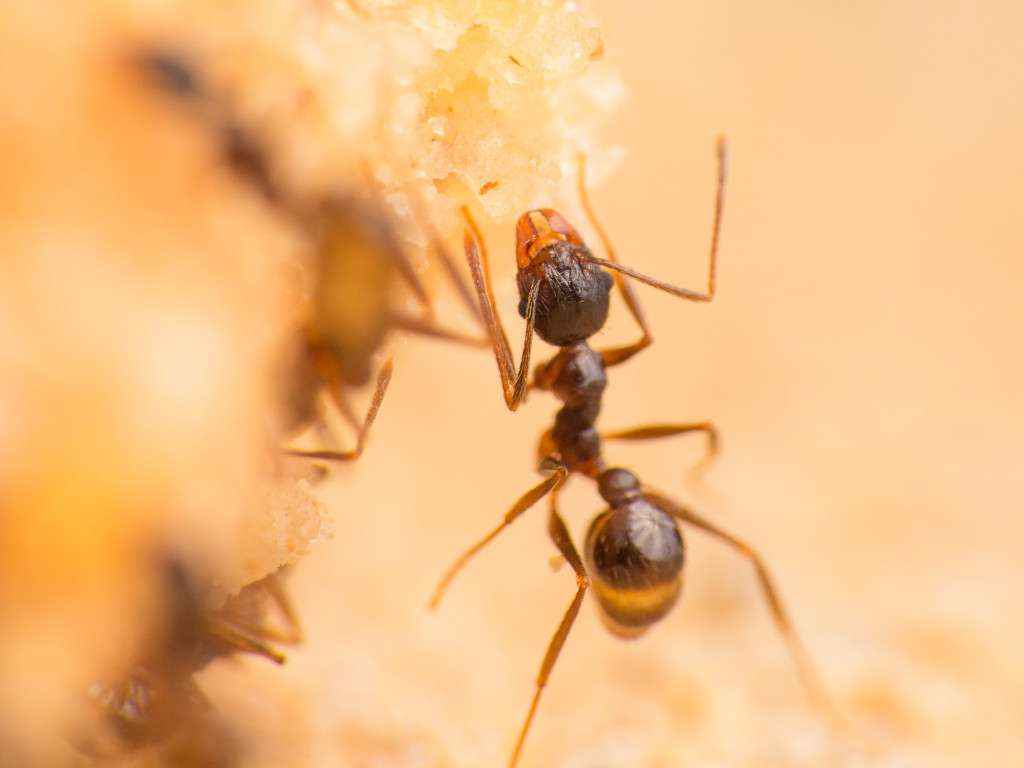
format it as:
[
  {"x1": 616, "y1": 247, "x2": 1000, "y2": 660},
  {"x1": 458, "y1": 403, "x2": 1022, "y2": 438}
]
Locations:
[{"x1": 461, "y1": 206, "x2": 538, "y2": 411}]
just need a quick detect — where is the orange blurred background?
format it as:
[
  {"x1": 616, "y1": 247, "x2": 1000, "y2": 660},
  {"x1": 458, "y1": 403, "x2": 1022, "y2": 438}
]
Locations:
[{"x1": 280, "y1": 2, "x2": 1024, "y2": 765}]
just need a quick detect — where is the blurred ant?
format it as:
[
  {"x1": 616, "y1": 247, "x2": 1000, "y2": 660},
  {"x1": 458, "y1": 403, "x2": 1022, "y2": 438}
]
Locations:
[
  {"x1": 430, "y1": 140, "x2": 838, "y2": 766},
  {"x1": 76, "y1": 559, "x2": 300, "y2": 760},
  {"x1": 135, "y1": 48, "x2": 485, "y2": 464}
]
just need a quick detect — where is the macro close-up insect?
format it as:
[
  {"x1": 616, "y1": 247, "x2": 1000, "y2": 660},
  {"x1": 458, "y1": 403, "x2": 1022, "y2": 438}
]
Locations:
[
  {"x1": 429, "y1": 140, "x2": 837, "y2": 765},
  {"x1": 6, "y1": 1, "x2": 1023, "y2": 766}
]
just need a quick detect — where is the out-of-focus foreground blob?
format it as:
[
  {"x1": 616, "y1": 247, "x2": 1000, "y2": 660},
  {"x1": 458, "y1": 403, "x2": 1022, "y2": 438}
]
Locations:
[{"x1": 0, "y1": 0, "x2": 619, "y2": 763}]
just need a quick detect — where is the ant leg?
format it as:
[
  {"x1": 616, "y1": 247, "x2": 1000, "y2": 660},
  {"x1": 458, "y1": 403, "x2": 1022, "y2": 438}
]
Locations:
[
  {"x1": 643, "y1": 489, "x2": 842, "y2": 725},
  {"x1": 509, "y1": 490, "x2": 588, "y2": 768},
  {"x1": 406, "y1": 190, "x2": 487, "y2": 333},
  {"x1": 579, "y1": 138, "x2": 727, "y2": 346},
  {"x1": 359, "y1": 167, "x2": 487, "y2": 345},
  {"x1": 428, "y1": 461, "x2": 568, "y2": 610},
  {"x1": 389, "y1": 310, "x2": 489, "y2": 348},
  {"x1": 284, "y1": 358, "x2": 394, "y2": 462},
  {"x1": 206, "y1": 618, "x2": 287, "y2": 665},
  {"x1": 462, "y1": 206, "x2": 538, "y2": 411},
  {"x1": 260, "y1": 572, "x2": 303, "y2": 643},
  {"x1": 577, "y1": 154, "x2": 653, "y2": 367},
  {"x1": 602, "y1": 421, "x2": 719, "y2": 475},
  {"x1": 242, "y1": 572, "x2": 304, "y2": 645}
]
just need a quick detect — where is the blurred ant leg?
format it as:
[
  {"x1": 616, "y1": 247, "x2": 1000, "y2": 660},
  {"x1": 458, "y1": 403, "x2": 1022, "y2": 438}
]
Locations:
[
  {"x1": 428, "y1": 462, "x2": 568, "y2": 610},
  {"x1": 576, "y1": 153, "x2": 653, "y2": 367},
  {"x1": 258, "y1": 573, "x2": 301, "y2": 647},
  {"x1": 249, "y1": 573, "x2": 304, "y2": 645},
  {"x1": 206, "y1": 619, "x2": 286, "y2": 665},
  {"x1": 581, "y1": 137, "x2": 728, "y2": 315},
  {"x1": 390, "y1": 310, "x2": 489, "y2": 348},
  {"x1": 602, "y1": 421, "x2": 719, "y2": 475},
  {"x1": 509, "y1": 490, "x2": 588, "y2": 768},
  {"x1": 643, "y1": 489, "x2": 842, "y2": 725},
  {"x1": 284, "y1": 358, "x2": 394, "y2": 462},
  {"x1": 406, "y1": 190, "x2": 487, "y2": 333},
  {"x1": 462, "y1": 206, "x2": 538, "y2": 411},
  {"x1": 356, "y1": 162, "x2": 434, "y2": 314},
  {"x1": 388, "y1": 248, "x2": 435, "y2": 317}
]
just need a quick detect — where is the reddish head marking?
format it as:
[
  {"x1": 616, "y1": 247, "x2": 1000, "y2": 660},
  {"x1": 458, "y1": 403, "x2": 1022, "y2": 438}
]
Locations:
[{"x1": 515, "y1": 209, "x2": 585, "y2": 269}]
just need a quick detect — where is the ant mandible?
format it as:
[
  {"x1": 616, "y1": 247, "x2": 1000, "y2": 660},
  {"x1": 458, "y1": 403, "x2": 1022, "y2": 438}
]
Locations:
[{"x1": 430, "y1": 139, "x2": 838, "y2": 766}]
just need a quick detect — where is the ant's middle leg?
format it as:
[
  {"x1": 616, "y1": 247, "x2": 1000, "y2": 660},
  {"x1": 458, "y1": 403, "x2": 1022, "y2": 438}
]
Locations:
[
  {"x1": 428, "y1": 459, "x2": 567, "y2": 610},
  {"x1": 284, "y1": 358, "x2": 394, "y2": 462},
  {"x1": 644, "y1": 489, "x2": 843, "y2": 728},
  {"x1": 601, "y1": 421, "x2": 720, "y2": 476}
]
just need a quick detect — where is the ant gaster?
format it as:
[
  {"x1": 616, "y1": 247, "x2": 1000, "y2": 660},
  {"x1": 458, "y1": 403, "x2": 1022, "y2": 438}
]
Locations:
[{"x1": 430, "y1": 140, "x2": 838, "y2": 766}]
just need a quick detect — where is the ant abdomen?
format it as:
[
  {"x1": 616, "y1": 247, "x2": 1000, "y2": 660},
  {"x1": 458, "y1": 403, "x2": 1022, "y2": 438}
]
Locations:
[
  {"x1": 516, "y1": 240, "x2": 613, "y2": 346},
  {"x1": 584, "y1": 494, "x2": 685, "y2": 639}
]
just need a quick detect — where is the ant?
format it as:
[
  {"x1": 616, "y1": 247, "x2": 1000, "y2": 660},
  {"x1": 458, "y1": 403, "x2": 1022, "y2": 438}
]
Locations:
[
  {"x1": 77, "y1": 559, "x2": 301, "y2": 760},
  {"x1": 430, "y1": 139, "x2": 838, "y2": 766},
  {"x1": 135, "y1": 48, "x2": 485, "y2": 465}
]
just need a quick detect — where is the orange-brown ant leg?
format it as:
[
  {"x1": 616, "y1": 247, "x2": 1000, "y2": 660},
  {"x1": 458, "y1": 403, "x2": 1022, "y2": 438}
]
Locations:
[
  {"x1": 576, "y1": 153, "x2": 653, "y2": 367},
  {"x1": 406, "y1": 190, "x2": 488, "y2": 335},
  {"x1": 240, "y1": 572, "x2": 304, "y2": 645},
  {"x1": 462, "y1": 206, "x2": 538, "y2": 411},
  {"x1": 206, "y1": 619, "x2": 287, "y2": 665},
  {"x1": 284, "y1": 358, "x2": 394, "y2": 462},
  {"x1": 383, "y1": 225, "x2": 490, "y2": 348},
  {"x1": 389, "y1": 310, "x2": 489, "y2": 348},
  {"x1": 428, "y1": 460, "x2": 568, "y2": 610},
  {"x1": 509, "y1": 490, "x2": 588, "y2": 768},
  {"x1": 259, "y1": 572, "x2": 304, "y2": 644},
  {"x1": 579, "y1": 138, "x2": 728, "y2": 326},
  {"x1": 642, "y1": 489, "x2": 843, "y2": 727},
  {"x1": 367, "y1": 182, "x2": 486, "y2": 346},
  {"x1": 602, "y1": 421, "x2": 719, "y2": 476}
]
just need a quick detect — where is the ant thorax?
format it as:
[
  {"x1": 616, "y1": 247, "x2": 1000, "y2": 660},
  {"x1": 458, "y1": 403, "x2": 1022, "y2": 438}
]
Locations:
[{"x1": 516, "y1": 240, "x2": 613, "y2": 346}]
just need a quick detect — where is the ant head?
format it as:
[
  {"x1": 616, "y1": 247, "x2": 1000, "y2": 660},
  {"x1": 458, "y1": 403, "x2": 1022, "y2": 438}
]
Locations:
[
  {"x1": 515, "y1": 209, "x2": 584, "y2": 269},
  {"x1": 584, "y1": 494, "x2": 685, "y2": 639},
  {"x1": 514, "y1": 210, "x2": 613, "y2": 346}
]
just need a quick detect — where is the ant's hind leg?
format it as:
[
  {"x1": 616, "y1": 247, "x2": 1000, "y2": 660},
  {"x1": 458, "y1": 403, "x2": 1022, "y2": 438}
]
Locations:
[
  {"x1": 284, "y1": 358, "x2": 394, "y2": 462},
  {"x1": 644, "y1": 489, "x2": 843, "y2": 728},
  {"x1": 206, "y1": 619, "x2": 287, "y2": 665},
  {"x1": 428, "y1": 460, "x2": 568, "y2": 610},
  {"x1": 509, "y1": 490, "x2": 589, "y2": 768},
  {"x1": 601, "y1": 421, "x2": 719, "y2": 476}
]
